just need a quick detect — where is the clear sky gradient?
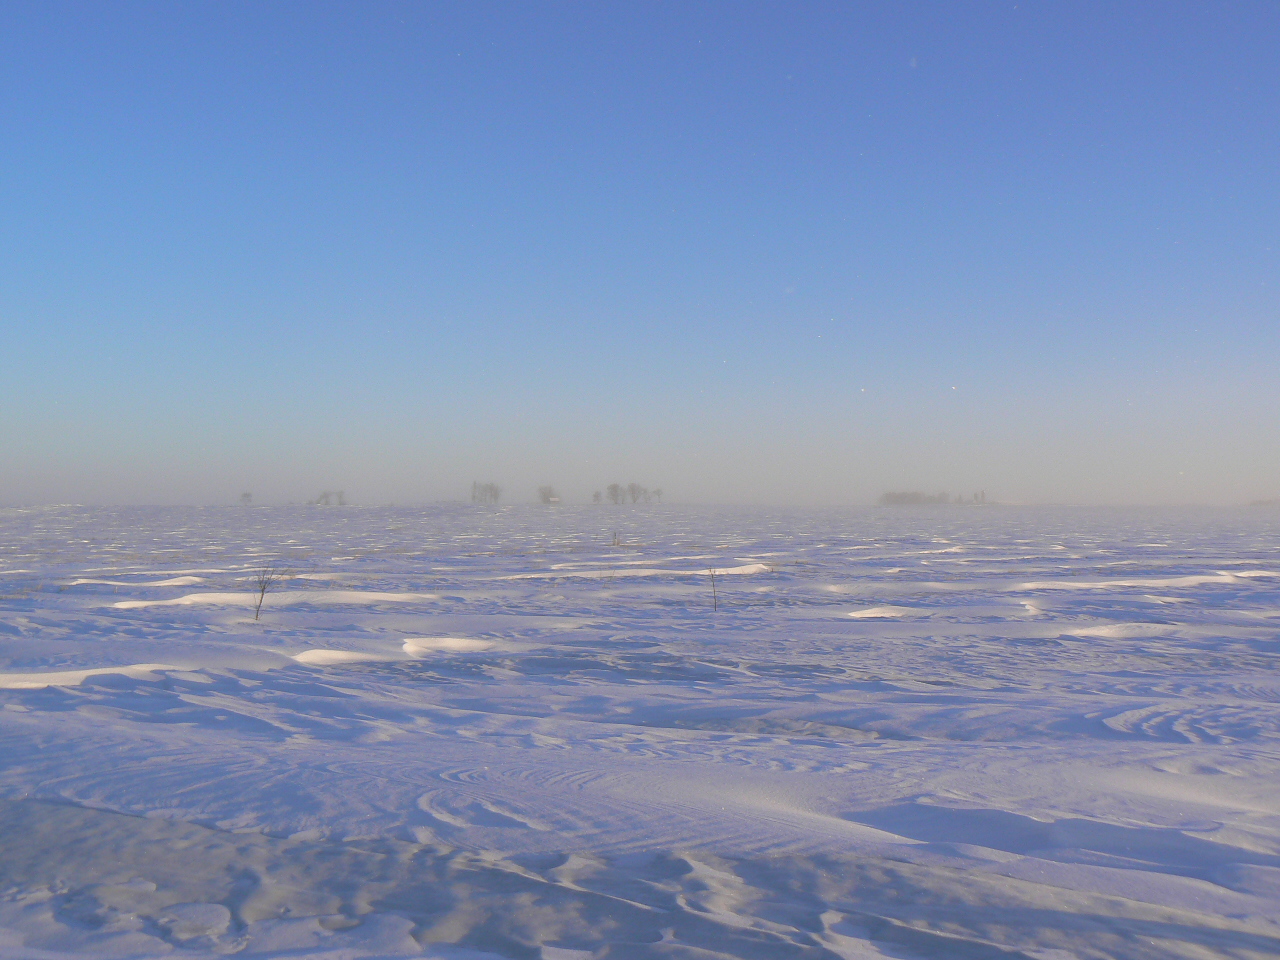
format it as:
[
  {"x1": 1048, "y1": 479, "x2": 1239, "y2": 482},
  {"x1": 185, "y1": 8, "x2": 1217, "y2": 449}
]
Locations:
[{"x1": 3, "y1": 1, "x2": 1277, "y2": 505}]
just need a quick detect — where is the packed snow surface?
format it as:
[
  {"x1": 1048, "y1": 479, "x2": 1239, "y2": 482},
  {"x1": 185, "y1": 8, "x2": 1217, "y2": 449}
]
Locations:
[{"x1": 1, "y1": 504, "x2": 1278, "y2": 959}]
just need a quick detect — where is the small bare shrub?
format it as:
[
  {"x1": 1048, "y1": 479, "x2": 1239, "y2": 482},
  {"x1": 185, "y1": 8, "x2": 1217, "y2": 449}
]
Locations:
[{"x1": 253, "y1": 565, "x2": 285, "y2": 620}]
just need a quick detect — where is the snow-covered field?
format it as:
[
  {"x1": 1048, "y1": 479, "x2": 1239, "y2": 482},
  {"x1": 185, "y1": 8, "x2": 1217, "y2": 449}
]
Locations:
[{"x1": 1, "y1": 505, "x2": 1278, "y2": 960}]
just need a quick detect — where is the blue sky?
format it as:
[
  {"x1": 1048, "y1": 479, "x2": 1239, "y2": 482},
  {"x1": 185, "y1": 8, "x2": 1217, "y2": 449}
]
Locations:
[{"x1": 2, "y1": 1, "x2": 1277, "y2": 504}]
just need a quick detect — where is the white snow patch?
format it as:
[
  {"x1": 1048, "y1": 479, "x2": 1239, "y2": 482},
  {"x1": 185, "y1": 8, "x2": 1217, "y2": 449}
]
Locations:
[
  {"x1": 1019, "y1": 570, "x2": 1280, "y2": 590},
  {"x1": 112, "y1": 589, "x2": 438, "y2": 609},
  {"x1": 292, "y1": 649, "x2": 392, "y2": 665},
  {"x1": 847, "y1": 605, "x2": 918, "y2": 619},
  {"x1": 404, "y1": 637, "x2": 495, "y2": 654},
  {"x1": 1063, "y1": 623, "x2": 1176, "y2": 639},
  {"x1": 70, "y1": 576, "x2": 206, "y2": 586}
]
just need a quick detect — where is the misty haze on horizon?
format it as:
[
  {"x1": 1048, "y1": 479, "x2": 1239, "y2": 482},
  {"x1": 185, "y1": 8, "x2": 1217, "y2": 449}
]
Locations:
[{"x1": 3, "y1": 4, "x2": 1277, "y2": 509}]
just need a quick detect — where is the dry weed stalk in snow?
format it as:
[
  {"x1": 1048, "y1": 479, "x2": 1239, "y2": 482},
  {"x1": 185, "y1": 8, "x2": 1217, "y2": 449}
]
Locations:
[{"x1": 252, "y1": 565, "x2": 285, "y2": 620}]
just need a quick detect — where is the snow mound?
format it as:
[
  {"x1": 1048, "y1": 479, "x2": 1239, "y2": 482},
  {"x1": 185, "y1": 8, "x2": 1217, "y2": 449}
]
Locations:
[
  {"x1": 848, "y1": 605, "x2": 918, "y2": 619},
  {"x1": 1064, "y1": 623, "x2": 1176, "y2": 639},
  {"x1": 292, "y1": 649, "x2": 390, "y2": 665},
  {"x1": 0, "y1": 663, "x2": 178, "y2": 689},
  {"x1": 404, "y1": 637, "x2": 495, "y2": 654},
  {"x1": 70, "y1": 576, "x2": 206, "y2": 586}
]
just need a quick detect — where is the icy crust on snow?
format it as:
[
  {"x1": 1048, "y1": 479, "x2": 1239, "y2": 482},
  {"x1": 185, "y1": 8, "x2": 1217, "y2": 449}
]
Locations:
[{"x1": 0, "y1": 504, "x2": 1279, "y2": 959}]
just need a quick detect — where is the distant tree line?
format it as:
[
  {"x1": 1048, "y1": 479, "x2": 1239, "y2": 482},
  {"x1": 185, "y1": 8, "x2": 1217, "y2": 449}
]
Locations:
[
  {"x1": 879, "y1": 490, "x2": 986, "y2": 506},
  {"x1": 471, "y1": 482, "x2": 501, "y2": 504},
  {"x1": 878, "y1": 491, "x2": 949, "y2": 505},
  {"x1": 470, "y1": 482, "x2": 664, "y2": 504},
  {"x1": 595, "y1": 483, "x2": 662, "y2": 505}
]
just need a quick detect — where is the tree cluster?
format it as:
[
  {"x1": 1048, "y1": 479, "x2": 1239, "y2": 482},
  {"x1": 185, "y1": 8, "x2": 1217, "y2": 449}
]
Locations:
[
  {"x1": 879, "y1": 491, "x2": 949, "y2": 506},
  {"x1": 596, "y1": 483, "x2": 662, "y2": 505},
  {"x1": 471, "y1": 482, "x2": 501, "y2": 504},
  {"x1": 879, "y1": 490, "x2": 987, "y2": 506}
]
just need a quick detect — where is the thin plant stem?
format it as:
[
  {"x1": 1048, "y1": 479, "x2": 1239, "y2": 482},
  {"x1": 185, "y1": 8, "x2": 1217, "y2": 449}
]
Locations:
[{"x1": 253, "y1": 564, "x2": 285, "y2": 620}]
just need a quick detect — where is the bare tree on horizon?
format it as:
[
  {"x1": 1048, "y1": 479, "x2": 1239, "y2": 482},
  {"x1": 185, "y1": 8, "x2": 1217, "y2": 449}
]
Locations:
[
  {"x1": 472, "y1": 482, "x2": 501, "y2": 504},
  {"x1": 603, "y1": 483, "x2": 661, "y2": 505}
]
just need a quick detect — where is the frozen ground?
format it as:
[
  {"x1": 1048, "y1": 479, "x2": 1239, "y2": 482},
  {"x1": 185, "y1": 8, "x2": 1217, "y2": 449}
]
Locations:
[{"x1": 0, "y1": 504, "x2": 1278, "y2": 960}]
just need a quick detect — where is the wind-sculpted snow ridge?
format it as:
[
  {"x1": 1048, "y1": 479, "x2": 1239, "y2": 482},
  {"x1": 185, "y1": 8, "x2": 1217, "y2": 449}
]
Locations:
[{"x1": 1, "y1": 505, "x2": 1279, "y2": 958}]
